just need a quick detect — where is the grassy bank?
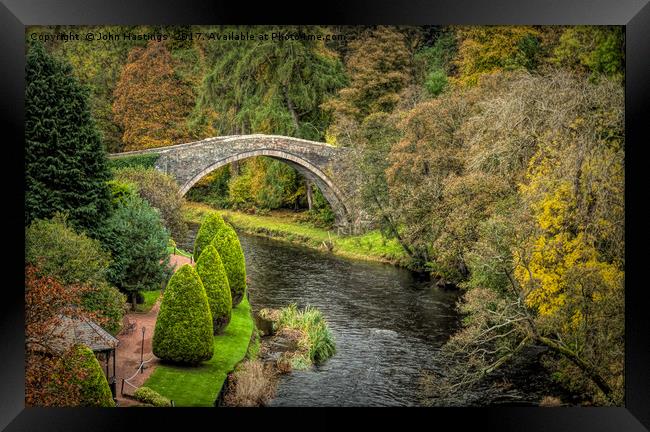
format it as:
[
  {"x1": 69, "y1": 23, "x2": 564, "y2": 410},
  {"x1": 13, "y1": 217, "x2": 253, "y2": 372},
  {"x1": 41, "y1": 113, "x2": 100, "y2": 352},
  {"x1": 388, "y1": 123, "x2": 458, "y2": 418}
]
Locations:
[
  {"x1": 143, "y1": 296, "x2": 254, "y2": 407},
  {"x1": 183, "y1": 202, "x2": 410, "y2": 267}
]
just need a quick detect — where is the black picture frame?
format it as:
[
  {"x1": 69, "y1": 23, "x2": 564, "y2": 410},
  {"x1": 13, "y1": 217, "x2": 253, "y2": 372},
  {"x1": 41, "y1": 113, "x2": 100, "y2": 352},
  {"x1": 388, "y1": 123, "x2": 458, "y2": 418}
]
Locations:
[{"x1": 2, "y1": 0, "x2": 648, "y2": 430}]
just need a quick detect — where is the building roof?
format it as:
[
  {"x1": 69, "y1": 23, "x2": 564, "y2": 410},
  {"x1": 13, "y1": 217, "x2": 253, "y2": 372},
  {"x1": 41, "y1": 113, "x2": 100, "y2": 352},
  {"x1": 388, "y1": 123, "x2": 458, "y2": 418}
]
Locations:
[{"x1": 49, "y1": 316, "x2": 119, "y2": 354}]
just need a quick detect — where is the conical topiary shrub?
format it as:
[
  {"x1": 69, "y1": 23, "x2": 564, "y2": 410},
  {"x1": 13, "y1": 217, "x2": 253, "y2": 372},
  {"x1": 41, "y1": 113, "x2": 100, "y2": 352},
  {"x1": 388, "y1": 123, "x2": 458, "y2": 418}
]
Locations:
[
  {"x1": 152, "y1": 264, "x2": 214, "y2": 364},
  {"x1": 210, "y1": 223, "x2": 247, "y2": 306},
  {"x1": 196, "y1": 245, "x2": 232, "y2": 334},
  {"x1": 193, "y1": 212, "x2": 227, "y2": 262},
  {"x1": 52, "y1": 344, "x2": 115, "y2": 407}
]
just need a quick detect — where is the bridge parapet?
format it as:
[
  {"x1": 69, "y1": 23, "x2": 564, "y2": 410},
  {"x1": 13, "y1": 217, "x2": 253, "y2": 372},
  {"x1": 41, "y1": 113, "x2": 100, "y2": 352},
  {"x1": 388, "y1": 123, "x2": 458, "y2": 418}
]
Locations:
[{"x1": 109, "y1": 135, "x2": 354, "y2": 227}]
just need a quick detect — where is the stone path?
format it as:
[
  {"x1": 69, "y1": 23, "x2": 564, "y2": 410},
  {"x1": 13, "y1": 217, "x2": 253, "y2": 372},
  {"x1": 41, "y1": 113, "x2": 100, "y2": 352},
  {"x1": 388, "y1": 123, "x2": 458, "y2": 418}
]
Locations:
[{"x1": 114, "y1": 255, "x2": 193, "y2": 407}]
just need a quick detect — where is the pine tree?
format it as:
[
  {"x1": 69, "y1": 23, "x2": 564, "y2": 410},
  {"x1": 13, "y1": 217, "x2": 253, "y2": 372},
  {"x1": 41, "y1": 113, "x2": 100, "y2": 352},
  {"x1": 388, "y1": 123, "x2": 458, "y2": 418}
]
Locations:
[{"x1": 25, "y1": 41, "x2": 111, "y2": 234}]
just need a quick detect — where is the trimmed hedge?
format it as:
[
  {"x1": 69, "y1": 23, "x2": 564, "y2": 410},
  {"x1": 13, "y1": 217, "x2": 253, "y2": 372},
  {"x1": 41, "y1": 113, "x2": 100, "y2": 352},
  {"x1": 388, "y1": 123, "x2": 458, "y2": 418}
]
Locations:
[
  {"x1": 210, "y1": 223, "x2": 247, "y2": 307},
  {"x1": 196, "y1": 245, "x2": 232, "y2": 334},
  {"x1": 152, "y1": 264, "x2": 214, "y2": 364},
  {"x1": 108, "y1": 153, "x2": 160, "y2": 170},
  {"x1": 193, "y1": 212, "x2": 227, "y2": 262},
  {"x1": 133, "y1": 386, "x2": 171, "y2": 407},
  {"x1": 53, "y1": 344, "x2": 115, "y2": 407}
]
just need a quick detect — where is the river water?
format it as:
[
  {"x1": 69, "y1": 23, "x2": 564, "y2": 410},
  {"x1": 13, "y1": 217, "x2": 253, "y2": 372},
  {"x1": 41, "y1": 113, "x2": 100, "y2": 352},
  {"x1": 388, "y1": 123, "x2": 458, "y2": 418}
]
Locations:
[{"x1": 180, "y1": 223, "x2": 563, "y2": 407}]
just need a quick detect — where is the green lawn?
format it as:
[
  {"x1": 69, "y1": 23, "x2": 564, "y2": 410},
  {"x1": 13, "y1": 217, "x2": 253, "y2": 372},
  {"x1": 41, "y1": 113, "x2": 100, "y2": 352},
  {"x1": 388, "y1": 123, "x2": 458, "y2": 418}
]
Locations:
[
  {"x1": 183, "y1": 202, "x2": 409, "y2": 267},
  {"x1": 134, "y1": 290, "x2": 161, "y2": 313},
  {"x1": 143, "y1": 296, "x2": 254, "y2": 407}
]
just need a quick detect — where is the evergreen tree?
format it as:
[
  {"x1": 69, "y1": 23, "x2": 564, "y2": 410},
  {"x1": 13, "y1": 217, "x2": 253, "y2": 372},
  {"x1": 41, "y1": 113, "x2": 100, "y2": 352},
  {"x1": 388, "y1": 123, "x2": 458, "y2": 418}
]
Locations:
[
  {"x1": 193, "y1": 212, "x2": 227, "y2": 262},
  {"x1": 194, "y1": 26, "x2": 345, "y2": 141},
  {"x1": 25, "y1": 41, "x2": 111, "y2": 234},
  {"x1": 196, "y1": 245, "x2": 232, "y2": 334},
  {"x1": 210, "y1": 223, "x2": 247, "y2": 306},
  {"x1": 98, "y1": 195, "x2": 171, "y2": 309},
  {"x1": 153, "y1": 264, "x2": 214, "y2": 364}
]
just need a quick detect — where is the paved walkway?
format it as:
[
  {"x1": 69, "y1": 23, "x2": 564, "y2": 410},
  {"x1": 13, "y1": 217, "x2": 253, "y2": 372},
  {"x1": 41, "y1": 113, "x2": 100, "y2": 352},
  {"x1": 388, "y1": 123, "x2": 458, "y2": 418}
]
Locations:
[{"x1": 115, "y1": 255, "x2": 194, "y2": 406}]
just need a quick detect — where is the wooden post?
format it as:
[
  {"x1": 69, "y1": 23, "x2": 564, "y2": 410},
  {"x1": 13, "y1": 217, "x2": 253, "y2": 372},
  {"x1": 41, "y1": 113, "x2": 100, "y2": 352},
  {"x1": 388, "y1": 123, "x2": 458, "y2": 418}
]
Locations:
[{"x1": 140, "y1": 327, "x2": 145, "y2": 371}]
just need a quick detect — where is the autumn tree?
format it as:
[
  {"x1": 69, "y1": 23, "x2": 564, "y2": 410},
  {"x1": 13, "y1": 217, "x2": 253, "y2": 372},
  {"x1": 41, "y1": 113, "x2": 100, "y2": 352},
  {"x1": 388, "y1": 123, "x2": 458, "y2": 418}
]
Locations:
[
  {"x1": 427, "y1": 71, "x2": 624, "y2": 406},
  {"x1": 452, "y1": 26, "x2": 543, "y2": 86},
  {"x1": 323, "y1": 26, "x2": 414, "y2": 146},
  {"x1": 114, "y1": 167, "x2": 188, "y2": 241},
  {"x1": 113, "y1": 40, "x2": 194, "y2": 151},
  {"x1": 25, "y1": 265, "x2": 102, "y2": 406}
]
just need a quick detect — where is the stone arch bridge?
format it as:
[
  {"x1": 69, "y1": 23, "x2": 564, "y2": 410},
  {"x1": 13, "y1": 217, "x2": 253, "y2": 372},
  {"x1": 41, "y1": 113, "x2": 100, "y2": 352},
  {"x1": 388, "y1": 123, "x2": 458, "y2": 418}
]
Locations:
[{"x1": 109, "y1": 134, "x2": 354, "y2": 227}]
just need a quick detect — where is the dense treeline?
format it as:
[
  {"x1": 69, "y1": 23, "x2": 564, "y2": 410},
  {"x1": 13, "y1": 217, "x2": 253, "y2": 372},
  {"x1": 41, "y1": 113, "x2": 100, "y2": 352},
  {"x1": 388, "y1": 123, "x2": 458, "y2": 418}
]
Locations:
[{"x1": 27, "y1": 25, "x2": 625, "y2": 405}]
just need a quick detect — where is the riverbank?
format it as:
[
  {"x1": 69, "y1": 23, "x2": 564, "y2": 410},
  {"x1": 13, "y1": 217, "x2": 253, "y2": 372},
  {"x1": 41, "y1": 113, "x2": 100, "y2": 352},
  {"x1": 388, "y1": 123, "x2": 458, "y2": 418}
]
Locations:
[
  {"x1": 182, "y1": 202, "x2": 411, "y2": 267},
  {"x1": 142, "y1": 296, "x2": 254, "y2": 406},
  {"x1": 218, "y1": 305, "x2": 336, "y2": 407}
]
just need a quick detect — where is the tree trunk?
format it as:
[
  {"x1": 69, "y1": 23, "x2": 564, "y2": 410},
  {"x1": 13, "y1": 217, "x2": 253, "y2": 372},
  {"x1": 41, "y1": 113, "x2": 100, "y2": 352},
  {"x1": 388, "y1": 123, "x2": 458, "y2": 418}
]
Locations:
[
  {"x1": 283, "y1": 85, "x2": 300, "y2": 132},
  {"x1": 131, "y1": 293, "x2": 137, "y2": 311},
  {"x1": 231, "y1": 160, "x2": 240, "y2": 176},
  {"x1": 537, "y1": 335, "x2": 614, "y2": 402},
  {"x1": 306, "y1": 181, "x2": 313, "y2": 211}
]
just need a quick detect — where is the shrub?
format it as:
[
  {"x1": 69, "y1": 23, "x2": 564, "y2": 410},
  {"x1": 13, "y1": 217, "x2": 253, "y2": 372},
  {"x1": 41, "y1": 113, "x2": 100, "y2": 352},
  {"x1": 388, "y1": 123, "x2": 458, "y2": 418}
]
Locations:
[
  {"x1": 26, "y1": 214, "x2": 111, "y2": 288},
  {"x1": 114, "y1": 167, "x2": 187, "y2": 241},
  {"x1": 195, "y1": 245, "x2": 232, "y2": 334},
  {"x1": 106, "y1": 179, "x2": 138, "y2": 209},
  {"x1": 107, "y1": 153, "x2": 160, "y2": 170},
  {"x1": 51, "y1": 344, "x2": 115, "y2": 407},
  {"x1": 25, "y1": 214, "x2": 125, "y2": 333},
  {"x1": 222, "y1": 360, "x2": 275, "y2": 407},
  {"x1": 193, "y1": 212, "x2": 227, "y2": 262},
  {"x1": 133, "y1": 386, "x2": 171, "y2": 407},
  {"x1": 209, "y1": 223, "x2": 247, "y2": 306},
  {"x1": 81, "y1": 284, "x2": 127, "y2": 335},
  {"x1": 152, "y1": 264, "x2": 214, "y2": 364},
  {"x1": 97, "y1": 195, "x2": 171, "y2": 309}
]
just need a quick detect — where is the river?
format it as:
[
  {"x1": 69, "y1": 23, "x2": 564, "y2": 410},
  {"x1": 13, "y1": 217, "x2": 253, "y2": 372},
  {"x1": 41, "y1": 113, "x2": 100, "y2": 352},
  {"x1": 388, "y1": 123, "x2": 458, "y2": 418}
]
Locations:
[{"x1": 180, "y1": 222, "x2": 566, "y2": 407}]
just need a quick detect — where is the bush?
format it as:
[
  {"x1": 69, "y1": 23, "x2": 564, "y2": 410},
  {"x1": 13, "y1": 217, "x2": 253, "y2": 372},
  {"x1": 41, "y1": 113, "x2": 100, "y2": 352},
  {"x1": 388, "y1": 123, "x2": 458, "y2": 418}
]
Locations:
[
  {"x1": 195, "y1": 245, "x2": 232, "y2": 334},
  {"x1": 97, "y1": 195, "x2": 171, "y2": 309},
  {"x1": 106, "y1": 179, "x2": 138, "y2": 209},
  {"x1": 133, "y1": 386, "x2": 171, "y2": 407},
  {"x1": 152, "y1": 264, "x2": 214, "y2": 364},
  {"x1": 107, "y1": 153, "x2": 160, "y2": 170},
  {"x1": 51, "y1": 344, "x2": 115, "y2": 407},
  {"x1": 113, "y1": 167, "x2": 187, "y2": 241},
  {"x1": 25, "y1": 214, "x2": 126, "y2": 333},
  {"x1": 193, "y1": 212, "x2": 227, "y2": 262},
  {"x1": 209, "y1": 223, "x2": 247, "y2": 306},
  {"x1": 81, "y1": 284, "x2": 127, "y2": 335},
  {"x1": 26, "y1": 214, "x2": 111, "y2": 288}
]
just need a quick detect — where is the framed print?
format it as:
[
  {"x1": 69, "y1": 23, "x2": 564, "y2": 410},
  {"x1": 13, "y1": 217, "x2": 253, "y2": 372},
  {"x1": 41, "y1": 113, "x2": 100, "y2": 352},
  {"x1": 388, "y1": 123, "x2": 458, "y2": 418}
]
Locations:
[{"x1": 1, "y1": 0, "x2": 649, "y2": 430}]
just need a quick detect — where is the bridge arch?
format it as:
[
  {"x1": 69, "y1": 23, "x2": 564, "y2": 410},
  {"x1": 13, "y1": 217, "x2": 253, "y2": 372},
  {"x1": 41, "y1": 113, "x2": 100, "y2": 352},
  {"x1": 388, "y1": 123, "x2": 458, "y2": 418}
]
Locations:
[
  {"x1": 179, "y1": 148, "x2": 349, "y2": 223},
  {"x1": 109, "y1": 134, "x2": 353, "y2": 227}
]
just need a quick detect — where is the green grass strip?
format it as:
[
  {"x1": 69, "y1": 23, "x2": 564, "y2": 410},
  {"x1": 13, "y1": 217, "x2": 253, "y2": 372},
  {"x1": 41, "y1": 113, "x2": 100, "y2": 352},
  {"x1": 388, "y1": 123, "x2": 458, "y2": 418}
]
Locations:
[
  {"x1": 134, "y1": 290, "x2": 161, "y2": 313},
  {"x1": 143, "y1": 296, "x2": 253, "y2": 407},
  {"x1": 183, "y1": 202, "x2": 409, "y2": 266}
]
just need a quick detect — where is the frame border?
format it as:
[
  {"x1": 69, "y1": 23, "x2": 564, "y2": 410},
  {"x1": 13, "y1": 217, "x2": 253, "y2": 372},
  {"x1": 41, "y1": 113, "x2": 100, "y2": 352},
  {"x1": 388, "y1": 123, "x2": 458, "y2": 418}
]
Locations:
[{"x1": 2, "y1": 1, "x2": 648, "y2": 430}]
